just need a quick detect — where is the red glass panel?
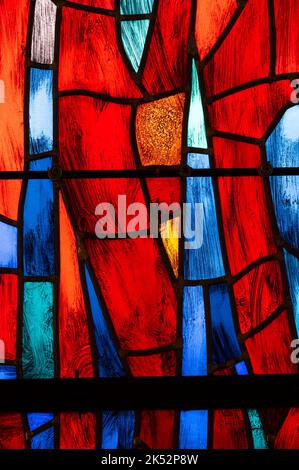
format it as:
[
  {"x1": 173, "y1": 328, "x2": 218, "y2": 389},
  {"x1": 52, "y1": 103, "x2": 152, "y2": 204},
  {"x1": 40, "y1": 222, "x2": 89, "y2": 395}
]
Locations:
[
  {"x1": 275, "y1": 0, "x2": 299, "y2": 74},
  {"x1": 66, "y1": 0, "x2": 114, "y2": 7},
  {"x1": 0, "y1": 0, "x2": 28, "y2": 219},
  {"x1": 0, "y1": 275, "x2": 18, "y2": 361},
  {"x1": 233, "y1": 261, "x2": 284, "y2": 334},
  {"x1": 60, "y1": 96, "x2": 135, "y2": 171},
  {"x1": 86, "y1": 238, "x2": 177, "y2": 350},
  {"x1": 213, "y1": 409, "x2": 248, "y2": 449},
  {"x1": 217, "y1": 176, "x2": 277, "y2": 275},
  {"x1": 139, "y1": 411, "x2": 175, "y2": 449},
  {"x1": 60, "y1": 413, "x2": 96, "y2": 449},
  {"x1": 0, "y1": 414, "x2": 25, "y2": 449},
  {"x1": 245, "y1": 311, "x2": 297, "y2": 374},
  {"x1": 195, "y1": 0, "x2": 237, "y2": 60},
  {"x1": 146, "y1": 178, "x2": 181, "y2": 206},
  {"x1": 127, "y1": 351, "x2": 176, "y2": 377},
  {"x1": 204, "y1": 0, "x2": 269, "y2": 96},
  {"x1": 59, "y1": 194, "x2": 94, "y2": 378},
  {"x1": 64, "y1": 178, "x2": 147, "y2": 234},
  {"x1": 275, "y1": 409, "x2": 299, "y2": 449},
  {"x1": 213, "y1": 137, "x2": 261, "y2": 168},
  {"x1": 209, "y1": 81, "x2": 292, "y2": 138},
  {"x1": 59, "y1": 8, "x2": 142, "y2": 98},
  {"x1": 142, "y1": 0, "x2": 192, "y2": 94}
]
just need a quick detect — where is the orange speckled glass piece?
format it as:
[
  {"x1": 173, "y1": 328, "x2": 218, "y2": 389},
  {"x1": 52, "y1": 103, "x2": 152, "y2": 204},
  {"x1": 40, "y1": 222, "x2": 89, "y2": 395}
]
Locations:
[{"x1": 136, "y1": 93, "x2": 185, "y2": 166}]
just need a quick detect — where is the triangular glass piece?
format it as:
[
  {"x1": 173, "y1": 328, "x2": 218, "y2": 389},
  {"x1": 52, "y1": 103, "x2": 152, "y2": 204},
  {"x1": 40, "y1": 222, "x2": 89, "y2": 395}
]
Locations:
[
  {"x1": 120, "y1": 0, "x2": 154, "y2": 15},
  {"x1": 188, "y1": 60, "x2": 208, "y2": 149},
  {"x1": 121, "y1": 20, "x2": 150, "y2": 72}
]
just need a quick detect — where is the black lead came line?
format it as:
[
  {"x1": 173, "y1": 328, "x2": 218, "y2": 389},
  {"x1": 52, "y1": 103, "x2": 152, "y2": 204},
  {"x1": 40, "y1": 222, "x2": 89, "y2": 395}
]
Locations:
[
  {"x1": 0, "y1": 376, "x2": 299, "y2": 411},
  {"x1": 0, "y1": 167, "x2": 299, "y2": 179}
]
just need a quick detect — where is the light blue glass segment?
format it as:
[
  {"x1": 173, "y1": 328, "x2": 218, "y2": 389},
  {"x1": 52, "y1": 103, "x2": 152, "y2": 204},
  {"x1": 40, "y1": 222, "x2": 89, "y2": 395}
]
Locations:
[
  {"x1": 187, "y1": 60, "x2": 207, "y2": 149},
  {"x1": 187, "y1": 153, "x2": 210, "y2": 169},
  {"x1": 266, "y1": 105, "x2": 299, "y2": 168},
  {"x1": 120, "y1": 0, "x2": 154, "y2": 14},
  {"x1": 266, "y1": 105, "x2": 299, "y2": 251},
  {"x1": 0, "y1": 222, "x2": 17, "y2": 268},
  {"x1": 248, "y1": 410, "x2": 268, "y2": 449},
  {"x1": 29, "y1": 68, "x2": 53, "y2": 154},
  {"x1": 179, "y1": 410, "x2": 208, "y2": 450},
  {"x1": 121, "y1": 20, "x2": 150, "y2": 72},
  {"x1": 235, "y1": 358, "x2": 267, "y2": 448},
  {"x1": 182, "y1": 286, "x2": 207, "y2": 376},
  {"x1": 184, "y1": 154, "x2": 225, "y2": 280},
  {"x1": 22, "y1": 282, "x2": 54, "y2": 379},
  {"x1": 269, "y1": 175, "x2": 299, "y2": 252}
]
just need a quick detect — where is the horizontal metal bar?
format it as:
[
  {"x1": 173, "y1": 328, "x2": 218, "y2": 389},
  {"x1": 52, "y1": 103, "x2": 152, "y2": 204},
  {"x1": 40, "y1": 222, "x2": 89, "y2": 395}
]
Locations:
[
  {"x1": 1, "y1": 167, "x2": 299, "y2": 179},
  {"x1": 0, "y1": 376, "x2": 298, "y2": 411}
]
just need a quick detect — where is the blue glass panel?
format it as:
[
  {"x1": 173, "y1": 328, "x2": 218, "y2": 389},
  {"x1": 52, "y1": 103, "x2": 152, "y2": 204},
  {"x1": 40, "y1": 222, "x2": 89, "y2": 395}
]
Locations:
[
  {"x1": 187, "y1": 153, "x2": 210, "y2": 169},
  {"x1": 187, "y1": 60, "x2": 207, "y2": 148},
  {"x1": 120, "y1": 0, "x2": 154, "y2": 14},
  {"x1": 209, "y1": 283, "x2": 242, "y2": 365},
  {"x1": 0, "y1": 222, "x2": 17, "y2": 268},
  {"x1": 266, "y1": 105, "x2": 299, "y2": 252},
  {"x1": 184, "y1": 154, "x2": 225, "y2": 280},
  {"x1": 284, "y1": 249, "x2": 299, "y2": 335},
  {"x1": 102, "y1": 411, "x2": 135, "y2": 449},
  {"x1": 266, "y1": 105, "x2": 299, "y2": 168},
  {"x1": 269, "y1": 175, "x2": 299, "y2": 252},
  {"x1": 29, "y1": 68, "x2": 53, "y2": 154},
  {"x1": 85, "y1": 266, "x2": 125, "y2": 377},
  {"x1": 121, "y1": 20, "x2": 150, "y2": 72},
  {"x1": 29, "y1": 157, "x2": 52, "y2": 171},
  {"x1": 22, "y1": 282, "x2": 54, "y2": 379},
  {"x1": 23, "y1": 158, "x2": 54, "y2": 276},
  {"x1": 0, "y1": 365, "x2": 17, "y2": 379},
  {"x1": 179, "y1": 410, "x2": 208, "y2": 449},
  {"x1": 182, "y1": 286, "x2": 207, "y2": 376},
  {"x1": 31, "y1": 426, "x2": 54, "y2": 449},
  {"x1": 248, "y1": 410, "x2": 268, "y2": 449},
  {"x1": 235, "y1": 361, "x2": 248, "y2": 375},
  {"x1": 27, "y1": 413, "x2": 54, "y2": 432}
]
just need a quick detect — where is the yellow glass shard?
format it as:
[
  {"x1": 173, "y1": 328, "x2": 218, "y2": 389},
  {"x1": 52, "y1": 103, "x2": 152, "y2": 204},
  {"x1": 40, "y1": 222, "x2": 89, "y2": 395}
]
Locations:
[{"x1": 160, "y1": 217, "x2": 180, "y2": 278}]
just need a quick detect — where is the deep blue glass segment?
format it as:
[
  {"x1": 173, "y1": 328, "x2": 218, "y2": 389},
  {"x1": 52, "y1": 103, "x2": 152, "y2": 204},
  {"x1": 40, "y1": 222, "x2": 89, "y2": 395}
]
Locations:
[{"x1": 23, "y1": 158, "x2": 54, "y2": 276}]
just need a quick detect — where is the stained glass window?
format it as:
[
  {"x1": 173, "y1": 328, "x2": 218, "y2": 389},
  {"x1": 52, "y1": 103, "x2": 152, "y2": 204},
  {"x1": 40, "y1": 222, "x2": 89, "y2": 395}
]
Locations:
[{"x1": 1, "y1": 0, "x2": 299, "y2": 458}]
